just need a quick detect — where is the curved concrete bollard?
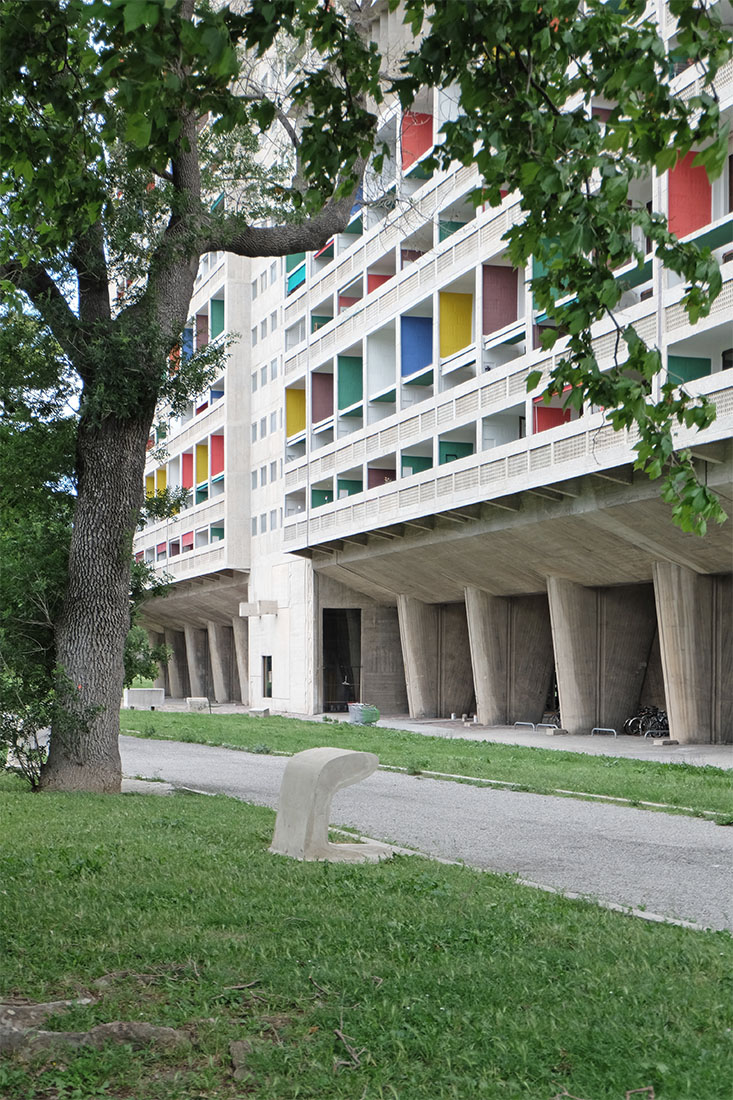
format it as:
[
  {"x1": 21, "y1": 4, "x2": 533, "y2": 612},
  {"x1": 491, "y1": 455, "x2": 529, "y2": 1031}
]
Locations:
[{"x1": 270, "y1": 747, "x2": 393, "y2": 863}]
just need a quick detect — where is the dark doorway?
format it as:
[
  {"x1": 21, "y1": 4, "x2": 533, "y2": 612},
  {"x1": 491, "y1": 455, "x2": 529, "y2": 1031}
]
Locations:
[{"x1": 322, "y1": 608, "x2": 361, "y2": 712}]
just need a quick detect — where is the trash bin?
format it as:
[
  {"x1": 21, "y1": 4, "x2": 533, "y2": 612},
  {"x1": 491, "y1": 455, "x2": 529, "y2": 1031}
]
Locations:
[{"x1": 347, "y1": 703, "x2": 380, "y2": 725}]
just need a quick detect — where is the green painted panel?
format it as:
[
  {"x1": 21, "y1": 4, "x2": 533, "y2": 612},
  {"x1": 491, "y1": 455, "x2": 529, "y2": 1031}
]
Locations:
[
  {"x1": 439, "y1": 220, "x2": 466, "y2": 241},
  {"x1": 370, "y1": 388, "x2": 396, "y2": 403},
  {"x1": 337, "y1": 356, "x2": 363, "y2": 409},
  {"x1": 337, "y1": 479, "x2": 362, "y2": 497},
  {"x1": 210, "y1": 526, "x2": 224, "y2": 541},
  {"x1": 695, "y1": 218, "x2": 733, "y2": 251},
  {"x1": 210, "y1": 298, "x2": 224, "y2": 338},
  {"x1": 668, "y1": 355, "x2": 711, "y2": 384},
  {"x1": 311, "y1": 488, "x2": 333, "y2": 508},
  {"x1": 401, "y1": 454, "x2": 432, "y2": 475},
  {"x1": 438, "y1": 440, "x2": 474, "y2": 465},
  {"x1": 404, "y1": 368, "x2": 433, "y2": 386},
  {"x1": 286, "y1": 251, "x2": 306, "y2": 273}
]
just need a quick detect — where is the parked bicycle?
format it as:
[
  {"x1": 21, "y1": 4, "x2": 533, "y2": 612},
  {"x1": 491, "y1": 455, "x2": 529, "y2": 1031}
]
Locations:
[{"x1": 623, "y1": 706, "x2": 669, "y2": 738}]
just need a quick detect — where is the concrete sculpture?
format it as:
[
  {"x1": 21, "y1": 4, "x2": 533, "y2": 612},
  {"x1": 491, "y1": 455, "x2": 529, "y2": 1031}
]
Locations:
[{"x1": 270, "y1": 747, "x2": 393, "y2": 862}]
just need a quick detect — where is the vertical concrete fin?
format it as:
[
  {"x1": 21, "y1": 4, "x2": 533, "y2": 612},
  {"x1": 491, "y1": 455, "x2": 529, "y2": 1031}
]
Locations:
[
  {"x1": 508, "y1": 595, "x2": 554, "y2": 725},
  {"x1": 397, "y1": 595, "x2": 439, "y2": 718},
  {"x1": 232, "y1": 616, "x2": 249, "y2": 707}
]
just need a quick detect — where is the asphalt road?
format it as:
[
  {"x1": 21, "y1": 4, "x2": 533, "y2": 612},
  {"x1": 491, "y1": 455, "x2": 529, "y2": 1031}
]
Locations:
[{"x1": 120, "y1": 735, "x2": 733, "y2": 932}]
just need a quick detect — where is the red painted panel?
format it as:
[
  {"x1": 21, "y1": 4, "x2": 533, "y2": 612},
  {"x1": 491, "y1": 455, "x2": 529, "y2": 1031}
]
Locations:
[
  {"x1": 181, "y1": 452, "x2": 194, "y2": 489},
  {"x1": 401, "y1": 249, "x2": 424, "y2": 267},
  {"x1": 156, "y1": 542, "x2": 167, "y2": 553},
  {"x1": 182, "y1": 530, "x2": 194, "y2": 547},
  {"x1": 210, "y1": 434, "x2": 224, "y2": 476},
  {"x1": 401, "y1": 112, "x2": 433, "y2": 170},
  {"x1": 367, "y1": 467, "x2": 396, "y2": 489},
  {"x1": 312, "y1": 372, "x2": 334, "y2": 423},
  {"x1": 533, "y1": 405, "x2": 571, "y2": 433},
  {"x1": 668, "y1": 151, "x2": 711, "y2": 238},
  {"x1": 482, "y1": 265, "x2": 518, "y2": 335},
  {"x1": 196, "y1": 312, "x2": 208, "y2": 349},
  {"x1": 367, "y1": 272, "x2": 392, "y2": 293},
  {"x1": 338, "y1": 295, "x2": 358, "y2": 311}
]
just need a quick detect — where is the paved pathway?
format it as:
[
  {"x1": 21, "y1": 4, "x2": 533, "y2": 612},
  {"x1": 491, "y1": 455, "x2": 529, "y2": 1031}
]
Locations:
[{"x1": 120, "y1": 735, "x2": 733, "y2": 932}]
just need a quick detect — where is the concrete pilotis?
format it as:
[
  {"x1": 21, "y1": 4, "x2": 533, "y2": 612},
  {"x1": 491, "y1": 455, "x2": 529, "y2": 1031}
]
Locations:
[
  {"x1": 464, "y1": 587, "x2": 508, "y2": 725},
  {"x1": 397, "y1": 595, "x2": 439, "y2": 718},
  {"x1": 184, "y1": 625, "x2": 209, "y2": 700},
  {"x1": 547, "y1": 577, "x2": 598, "y2": 735},
  {"x1": 208, "y1": 621, "x2": 234, "y2": 703},
  {"x1": 232, "y1": 616, "x2": 249, "y2": 706},
  {"x1": 163, "y1": 628, "x2": 189, "y2": 698},
  {"x1": 653, "y1": 562, "x2": 716, "y2": 743},
  {"x1": 507, "y1": 595, "x2": 555, "y2": 724}
]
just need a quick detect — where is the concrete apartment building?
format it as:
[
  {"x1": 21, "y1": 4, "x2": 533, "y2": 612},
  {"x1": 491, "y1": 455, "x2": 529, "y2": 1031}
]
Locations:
[{"x1": 135, "y1": 2, "x2": 733, "y2": 744}]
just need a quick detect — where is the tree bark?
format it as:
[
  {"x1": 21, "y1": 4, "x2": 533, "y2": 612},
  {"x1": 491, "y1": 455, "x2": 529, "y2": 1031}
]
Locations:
[{"x1": 40, "y1": 406, "x2": 154, "y2": 793}]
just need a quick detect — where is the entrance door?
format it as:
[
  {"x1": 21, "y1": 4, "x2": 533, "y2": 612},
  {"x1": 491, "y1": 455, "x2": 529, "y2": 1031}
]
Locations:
[{"x1": 322, "y1": 608, "x2": 361, "y2": 712}]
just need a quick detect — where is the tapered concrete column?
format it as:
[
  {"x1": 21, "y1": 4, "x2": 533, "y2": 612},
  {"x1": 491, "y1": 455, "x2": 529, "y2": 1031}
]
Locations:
[
  {"x1": 208, "y1": 622, "x2": 233, "y2": 703},
  {"x1": 232, "y1": 616, "x2": 249, "y2": 706},
  {"x1": 164, "y1": 628, "x2": 189, "y2": 698},
  {"x1": 653, "y1": 562, "x2": 713, "y2": 743},
  {"x1": 547, "y1": 577, "x2": 598, "y2": 735},
  {"x1": 397, "y1": 595, "x2": 439, "y2": 718},
  {"x1": 184, "y1": 625, "x2": 209, "y2": 699},
  {"x1": 465, "y1": 587, "x2": 508, "y2": 725},
  {"x1": 147, "y1": 630, "x2": 167, "y2": 691}
]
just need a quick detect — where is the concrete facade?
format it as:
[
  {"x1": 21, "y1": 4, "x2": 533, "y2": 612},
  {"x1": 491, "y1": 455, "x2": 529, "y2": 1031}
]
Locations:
[{"x1": 134, "y1": 4, "x2": 733, "y2": 744}]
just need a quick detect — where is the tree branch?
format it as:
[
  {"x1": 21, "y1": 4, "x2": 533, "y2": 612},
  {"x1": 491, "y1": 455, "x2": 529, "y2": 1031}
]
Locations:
[
  {"x1": 201, "y1": 158, "x2": 366, "y2": 258},
  {"x1": 0, "y1": 261, "x2": 83, "y2": 370}
]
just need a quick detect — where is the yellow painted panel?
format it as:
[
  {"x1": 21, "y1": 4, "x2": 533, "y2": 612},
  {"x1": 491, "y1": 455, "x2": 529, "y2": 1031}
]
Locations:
[
  {"x1": 286, "y1": 388, "x2": 306, "y2": 437},
  {"x1": 195, "y1": 442, "x2": 208, "y2": 484},
  {"x1": 156, "y1": 467, "x2": 167, "y2": 492},
  {"x1": 145, "y1": 474, "x2": 155, "y2": 497},
  {"x1": 439, "y1": 292, "x2": 473, "y2": 358}
]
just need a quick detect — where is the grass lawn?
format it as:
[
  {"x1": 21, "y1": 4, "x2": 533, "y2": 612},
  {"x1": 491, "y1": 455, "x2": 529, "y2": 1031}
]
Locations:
[
  {"x1": 1, "y1": 771, "x2": 731, "y2": 1100},
  {"x1": 120, "y1": 711, "x2": 733, "y2": 821}
]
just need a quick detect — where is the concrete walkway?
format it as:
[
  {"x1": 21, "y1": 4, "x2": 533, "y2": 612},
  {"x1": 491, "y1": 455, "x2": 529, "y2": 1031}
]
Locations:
[{"x1": 120, "y1": 734, "x2": 733, "y2": 933}]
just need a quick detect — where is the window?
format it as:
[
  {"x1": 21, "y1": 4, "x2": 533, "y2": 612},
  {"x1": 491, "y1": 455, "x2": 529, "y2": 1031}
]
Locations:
[
  {"x1": 270, "y1": 509, "x2": 277, "y2": 530},
  {"x1": 251, "y1": 279, "x2": 258, "y2": 300},
  {"x1": 251, "y1": 371, "x2": 258, "y2": 392},
  {"x1": 263, "y1": 655, "x2": 273, "y2": 698},
  {"x1": 251, "y1": 326, "x2": 258, "y2": 347},
  {"x1": 270, "y1": 311, "x2": 278, "y2": 333},
  {"x1": 270, "y1": 359, "x2": 278, "y2": 381},
  {"x1": 270, "y1": 261, "x2": 278, "y2": 284},
  {"x1": 270, "y1": 460, "x2": 277, "y2": 482},
  {"x1": 260, "y1": 417, "x2": 267, "y2": 437},
  {"x1": 260, "y1": 272, "x2": 267, "y2": 292},
  {"x1": 260, "y1": 319, "x2": 267, "y2": 340},
  {"x1": 270, "y1": 411, "x2": 277, "y2": 433},
  {"x1": 260, "y1": 465, "x2": 267, "y2": 486},
  {"x1": 251, "y1": 517, "x2": 257, "y2": 535},
  {"x1": 251, "y1": 423, "x2": 257, "y2": 442},
  {"x1": 251, "y1": 471, "x2": 257, "y2": 490},
  {"x1": 260, "y1": 513, "x2": 267, "y2": 533},
  {"x1": 261, "y1": 365, "x2": 268, "y2": 386}
]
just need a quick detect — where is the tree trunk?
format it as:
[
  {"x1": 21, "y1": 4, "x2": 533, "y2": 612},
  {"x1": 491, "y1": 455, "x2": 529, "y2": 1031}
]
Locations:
[{"x1": 40, "y1": 409, "x2": 154, "y2": 793}]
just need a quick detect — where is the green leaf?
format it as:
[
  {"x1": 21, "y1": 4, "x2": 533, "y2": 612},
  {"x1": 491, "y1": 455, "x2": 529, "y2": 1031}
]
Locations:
[
  {"x1": 692, "y1": 121, "x2": 731, "y2": 181},
  {"x1": 125, "y1": 113, "x2": 152, "y2": 149},
  {"x1": 526, "y1": 370, "x2": 543, "y2": 392}
]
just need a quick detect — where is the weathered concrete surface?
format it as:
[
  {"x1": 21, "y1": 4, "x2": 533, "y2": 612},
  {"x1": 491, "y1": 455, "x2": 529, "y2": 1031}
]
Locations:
[
  {"x1": 270, "y1": 747, "x2": 392, "y2": 862},
  {"x1": 120, "y1": 735, "x2": 733, "y2": 931}
]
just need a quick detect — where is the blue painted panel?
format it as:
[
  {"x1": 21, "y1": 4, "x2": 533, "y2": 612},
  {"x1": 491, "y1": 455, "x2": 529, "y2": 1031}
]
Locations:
[{"x1": 401, "y1": 315, "x2": 433, "y2": 377}]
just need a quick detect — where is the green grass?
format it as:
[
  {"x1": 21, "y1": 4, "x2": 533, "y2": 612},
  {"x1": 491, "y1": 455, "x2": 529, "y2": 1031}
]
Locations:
[
  {"x1": 1, "y1": 784, "x2": 732, "y2": 1099},
  {"x1": 120, "y1": 711, "x2": 733, "y2": 820}
]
